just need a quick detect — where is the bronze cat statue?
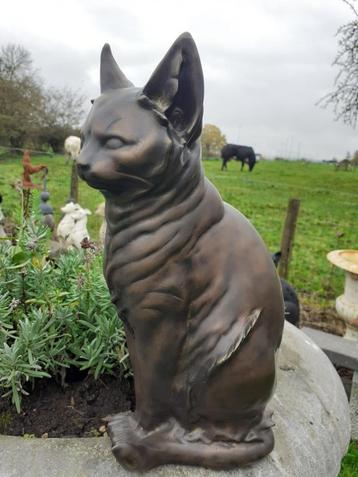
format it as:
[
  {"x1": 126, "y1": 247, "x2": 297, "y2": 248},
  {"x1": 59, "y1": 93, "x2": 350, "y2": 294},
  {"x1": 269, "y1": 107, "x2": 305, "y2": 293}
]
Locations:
[{"x1": 78, "y1": 32, "x2": 284, "y2": 472}]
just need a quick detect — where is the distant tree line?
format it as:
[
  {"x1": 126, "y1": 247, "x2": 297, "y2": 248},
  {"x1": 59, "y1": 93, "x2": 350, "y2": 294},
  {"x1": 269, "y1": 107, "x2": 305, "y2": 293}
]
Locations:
[{"x1": 0, "y1": 44, "x2": 84, "y2": 152}]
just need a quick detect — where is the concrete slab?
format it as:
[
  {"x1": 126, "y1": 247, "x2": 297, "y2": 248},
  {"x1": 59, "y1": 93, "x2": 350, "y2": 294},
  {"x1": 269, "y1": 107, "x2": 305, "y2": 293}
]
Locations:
[
  {"x1": 302, "y1": 326, "x2": 358, "y2": 440},
  {"x1": 0, "y1": 323, "x2": 351, "y2": 477},
  {"x1": 302, "y1": 326, "x2": 358, "y2": 370},
  {"x1": 351, "y1": 371, "x2": 358, "y2": 440}
]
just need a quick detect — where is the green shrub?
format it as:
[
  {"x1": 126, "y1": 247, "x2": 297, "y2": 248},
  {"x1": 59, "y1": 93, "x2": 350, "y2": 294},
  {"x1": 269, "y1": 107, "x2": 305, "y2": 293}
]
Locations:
[{"x1": 0, "y1": 208, "x2": 130, "y2": 412}]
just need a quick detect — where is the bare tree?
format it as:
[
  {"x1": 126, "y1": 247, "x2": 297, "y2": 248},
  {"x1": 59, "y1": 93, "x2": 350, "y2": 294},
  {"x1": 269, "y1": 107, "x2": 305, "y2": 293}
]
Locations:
[
  {"x1": 0, "y1": 43, "x2": 84, "y2": 150},
  {"x1": 38, "y1": 86, "x2": 85, "y2": 152},
  {"x1": 0, "y1": 45, "x2": 43, "y2": 148},
  {"x1": 320, "y1": 0, "x2": 358, "y2": 127},
  {"x1": 0, "y1": 44, "x2": 33, "y2": 81}
]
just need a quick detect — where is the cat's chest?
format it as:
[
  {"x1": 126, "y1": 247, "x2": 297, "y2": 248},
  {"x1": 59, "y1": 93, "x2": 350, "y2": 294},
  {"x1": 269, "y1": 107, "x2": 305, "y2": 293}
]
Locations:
[
  {"x1": 103, "y1": 223, "x2": 189, "y2": 306},
  {"x1": 104, "y1": 244, "x2": 189, "y2": 324}
]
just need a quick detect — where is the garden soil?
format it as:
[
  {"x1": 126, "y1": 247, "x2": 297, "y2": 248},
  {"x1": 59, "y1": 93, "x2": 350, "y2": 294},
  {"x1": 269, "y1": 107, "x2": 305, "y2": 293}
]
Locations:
[
  {"x1": 0, "y1": 371, "x2": 134, "y2": 437},
  {"x1": 300, "y1": 301, "x2": 346, "y2": 336}
]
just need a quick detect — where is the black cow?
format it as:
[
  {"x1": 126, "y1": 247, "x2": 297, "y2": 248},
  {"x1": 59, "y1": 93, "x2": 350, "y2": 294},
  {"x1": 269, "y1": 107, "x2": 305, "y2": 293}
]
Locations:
[{"x1": 221, "y1": 143, "x2": 257, "y2": 171}]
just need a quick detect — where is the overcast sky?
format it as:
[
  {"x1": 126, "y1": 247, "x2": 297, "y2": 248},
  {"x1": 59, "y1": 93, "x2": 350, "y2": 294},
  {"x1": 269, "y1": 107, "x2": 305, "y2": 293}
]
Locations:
[{"x1": 0, "y1": 0, "x2": 356, "y2": 160}]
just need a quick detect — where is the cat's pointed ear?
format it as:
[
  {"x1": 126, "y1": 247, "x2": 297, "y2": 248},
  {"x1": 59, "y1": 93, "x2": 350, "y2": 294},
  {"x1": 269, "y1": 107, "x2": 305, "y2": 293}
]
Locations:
[
  {"x1": 143, "y1": 33, "x2": 204, "y2": 146},
  {"x1": 100, "y1": 44, "x2": 133, "y2": 93}
]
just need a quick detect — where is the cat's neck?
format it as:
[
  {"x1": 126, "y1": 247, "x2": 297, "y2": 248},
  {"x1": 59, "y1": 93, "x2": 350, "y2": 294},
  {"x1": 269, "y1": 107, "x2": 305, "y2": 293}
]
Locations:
[{"x1": 102, "y1": 145, "x2": 225, "y2": 282}]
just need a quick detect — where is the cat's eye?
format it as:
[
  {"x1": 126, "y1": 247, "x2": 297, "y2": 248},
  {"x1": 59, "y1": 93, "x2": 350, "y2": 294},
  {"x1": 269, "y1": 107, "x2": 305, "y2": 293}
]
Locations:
[{"x1": 104, "y1": 137, "x2": 123, "y2": 149}]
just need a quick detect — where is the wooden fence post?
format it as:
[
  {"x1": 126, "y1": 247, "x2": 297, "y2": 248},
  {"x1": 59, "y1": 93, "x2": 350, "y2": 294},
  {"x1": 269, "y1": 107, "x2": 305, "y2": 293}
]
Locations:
[
  {"x1": 278, "y1": 198, "x2": 300, "y2": 279},
  {"x1": 69, "y1": 162, "x2": 79, "y2": 203}
]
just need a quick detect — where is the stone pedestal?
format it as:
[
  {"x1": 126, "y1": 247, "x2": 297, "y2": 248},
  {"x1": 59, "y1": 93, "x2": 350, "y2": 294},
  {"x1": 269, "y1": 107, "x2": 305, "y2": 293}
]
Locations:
[
  {"x1": 351, "y1": 371, "x2": 358, "y2": 440},
  {"x1": 327, "y1": 250, "x2": 358, "y2": 340},
  {"x1": 0, "y1": 323, "x2": 350, "y2": 477},
  {"x1": 336, "y1": 271, "x2": 358, "y2": 339}
]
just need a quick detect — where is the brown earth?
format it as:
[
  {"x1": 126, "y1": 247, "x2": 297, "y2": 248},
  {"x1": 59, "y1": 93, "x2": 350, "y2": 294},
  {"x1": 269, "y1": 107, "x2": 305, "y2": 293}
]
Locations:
[
  {"x1": 300, "y1": 300, "x2": 346, "y2": 336},
  {"x1": 0, "y1": 370, "x2": 134, "y2": 438}
]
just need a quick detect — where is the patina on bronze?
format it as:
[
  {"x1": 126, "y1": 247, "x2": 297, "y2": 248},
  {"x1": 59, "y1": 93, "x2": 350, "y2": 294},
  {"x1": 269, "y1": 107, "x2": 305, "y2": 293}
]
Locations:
[{"x1": 78, "y1": 33, "x2": 284, "y2": 472}]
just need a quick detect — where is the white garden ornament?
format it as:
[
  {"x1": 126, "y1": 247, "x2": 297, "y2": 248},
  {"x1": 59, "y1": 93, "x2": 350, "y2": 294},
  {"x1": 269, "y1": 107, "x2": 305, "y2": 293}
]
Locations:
[{"x1": 57, "y1": 202, "x2": 91, "y2": 249}]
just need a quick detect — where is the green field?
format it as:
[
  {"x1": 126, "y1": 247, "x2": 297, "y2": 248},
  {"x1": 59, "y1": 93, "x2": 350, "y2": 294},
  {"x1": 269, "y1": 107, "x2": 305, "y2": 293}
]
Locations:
[
  {"x1": 204, "y1": 158, "x2": 358, "y2": 307},
  {"x1": 0, "y1": 154, "x2": 357, "y2": 308}
]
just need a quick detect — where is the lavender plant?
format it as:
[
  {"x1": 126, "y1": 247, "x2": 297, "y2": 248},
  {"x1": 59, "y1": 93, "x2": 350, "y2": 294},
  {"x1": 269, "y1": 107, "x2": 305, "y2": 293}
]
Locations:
[{"x1": 0, "y1": 206, "x2": 130, "y2": 412}]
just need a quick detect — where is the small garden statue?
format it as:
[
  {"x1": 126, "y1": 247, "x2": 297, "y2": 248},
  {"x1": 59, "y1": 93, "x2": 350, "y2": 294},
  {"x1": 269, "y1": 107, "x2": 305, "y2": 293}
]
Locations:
[
  {"x1": 56, "y1": 202, "x2": 91, "y2": 249},
  {"x1": 39, "y1": 171, "x2": 55, "y2": 230},
  {"x1": 22, "y1": 150, "x2": 48, "y2": 189},
  {"x1": 78, "y1": 33, "x2": 284, "y2": 472}
]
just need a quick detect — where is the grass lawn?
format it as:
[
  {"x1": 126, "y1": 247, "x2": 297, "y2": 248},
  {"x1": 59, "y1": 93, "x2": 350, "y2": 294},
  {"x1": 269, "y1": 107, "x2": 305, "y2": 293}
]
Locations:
[
  {"x1": 203, "y1": 158, "x2": 358, "y2": 308},
  {"x1": 1, "y1": 154, "x2": 357, "y2": 309},
  {"x1": 339, "y1": 441, "x2": 358, "y2": 477}
]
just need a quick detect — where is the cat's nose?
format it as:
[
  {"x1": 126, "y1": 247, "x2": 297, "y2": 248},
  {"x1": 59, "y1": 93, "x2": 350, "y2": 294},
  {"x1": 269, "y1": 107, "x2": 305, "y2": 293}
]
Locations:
[
  {"x1": 77, "y1": 162, "x2": 90, "y2": 171},
  {"x1": 76, "y1": 151, "x2": 91, "y2": 172},
  {"x1": 76, "y1": 161, "x2": 91, "y2": 177}
]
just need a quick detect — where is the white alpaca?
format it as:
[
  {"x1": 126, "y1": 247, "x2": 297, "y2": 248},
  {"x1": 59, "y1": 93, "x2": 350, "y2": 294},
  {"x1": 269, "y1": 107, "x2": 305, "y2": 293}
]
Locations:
[
  {"x1": 64, "y1": 136, "x2": 81, "y2": 163},
  {"x1": 57, "y1": 202, "x2": 91, "y2": 249}
]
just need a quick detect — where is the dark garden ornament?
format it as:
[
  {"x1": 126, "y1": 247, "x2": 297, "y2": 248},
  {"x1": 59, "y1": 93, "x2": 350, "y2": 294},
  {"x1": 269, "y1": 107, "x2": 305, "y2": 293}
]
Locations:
[
  {"x1": 39, "y1": 170, "x2": 55, "y2": 230},
  {"x1": 78, "y1": 33, "x2": 284, "y2": 472}
]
